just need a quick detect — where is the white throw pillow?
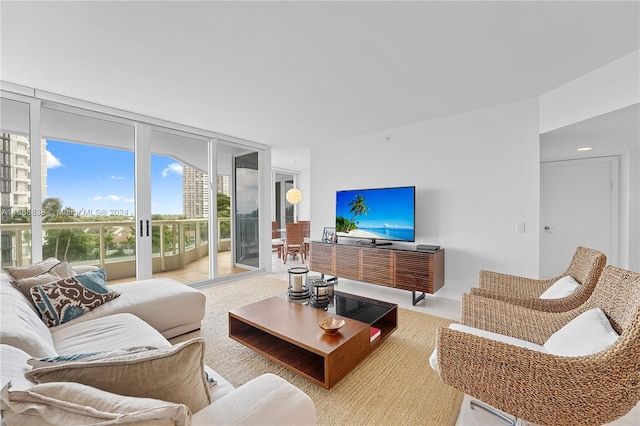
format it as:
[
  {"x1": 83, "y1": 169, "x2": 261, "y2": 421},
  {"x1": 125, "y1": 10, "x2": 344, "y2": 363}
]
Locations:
[
  {"x1": 539, "y1": 275, "x2": 580, "y2": 299},
  {"x1": 543, "y1": 308, "x2": 619, "y2": 356},
  {"x1": 1, "y1": 381, "x2": 190, "y2": 426},
  {"x1": 25, "y1": 337, "x2": 211, "y2": 413}
]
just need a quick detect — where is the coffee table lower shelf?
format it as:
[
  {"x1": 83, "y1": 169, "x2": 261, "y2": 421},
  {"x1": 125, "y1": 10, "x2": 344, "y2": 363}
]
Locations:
[{"x1": 229, "y1": 319, "x2": 327, "y2": 385}]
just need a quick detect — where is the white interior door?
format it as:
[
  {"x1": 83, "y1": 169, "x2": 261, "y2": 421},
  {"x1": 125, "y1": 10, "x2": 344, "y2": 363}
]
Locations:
[{"x1": 540, "y1": 157, "x2": 619, "y2": 277}]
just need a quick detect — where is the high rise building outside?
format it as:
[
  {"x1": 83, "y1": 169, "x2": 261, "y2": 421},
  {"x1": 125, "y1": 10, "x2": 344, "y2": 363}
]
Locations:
[
  {"x1": 216, "y1": 175, "x2": 230, "y2": 196},
  {"x1": 1, "y1": 133, "x2": 47, "y2": 266},
  {"x1": 182, "y1": 165, "x2": 209, "y2": 219}
]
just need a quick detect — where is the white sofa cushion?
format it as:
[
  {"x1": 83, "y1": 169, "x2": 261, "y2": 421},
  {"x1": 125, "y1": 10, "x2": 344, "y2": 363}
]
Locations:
[
  {"x1": 193, "y1": 373, "x2": 316, "y2": 426},
  {"x1": 112, "y1": 278, "x2": 206, "y2": 339},
  {"x1": 429, "y1": 323, "x2": 547, "y2": 372},
  {"x1": 26, "y1": 338, "x2": 211, "y2": 413},
  {"x1": 543, "y1": 307, "x2": 619, "y2": 356},
  {"x1": 51, "y1": 313, "x2": 170, "y2": 354},
  {"x1": 0, "y1": 344, "x2": 36, "y2": 391},
  {"x1": 1, "y1": 280, "x2": 57, "y2": 357},
  {"x1": 1, "y1": 381, "x2": 190, "y2": 426},
  {"x1": 49, "y1": 292, "x2": 137, "y2": 332},
  {"x1": 539, "y1": 275, "x2": 580, "y2": 299}
]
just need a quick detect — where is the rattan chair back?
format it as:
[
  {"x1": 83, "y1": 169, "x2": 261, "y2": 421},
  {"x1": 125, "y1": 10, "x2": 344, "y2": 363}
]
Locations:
[{"x1": 471, "y1": 246, "x2": 606, "y2": 312}]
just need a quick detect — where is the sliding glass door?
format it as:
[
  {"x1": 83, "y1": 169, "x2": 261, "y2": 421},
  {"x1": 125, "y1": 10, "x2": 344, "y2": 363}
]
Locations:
[
  {"x1": 149, "y1": 128, "x2": 211, "y2": 284},
  {"x1": 234, "y1": 151, "x2": 260, "y2": 269}
]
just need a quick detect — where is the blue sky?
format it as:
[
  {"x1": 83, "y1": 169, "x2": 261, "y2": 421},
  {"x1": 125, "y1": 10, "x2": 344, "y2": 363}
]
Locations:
[
  {"x1": 46, "y1": 140, "x2": 184, "y2": 216},
  {"x1": 335, "y1": 186, "x2": 415, "y2": 229}
]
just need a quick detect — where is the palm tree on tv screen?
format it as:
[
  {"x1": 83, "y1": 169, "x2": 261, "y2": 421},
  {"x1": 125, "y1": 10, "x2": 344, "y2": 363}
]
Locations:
[{"x1": 345, "y1": 194, "x2": 370, "y2": 233}]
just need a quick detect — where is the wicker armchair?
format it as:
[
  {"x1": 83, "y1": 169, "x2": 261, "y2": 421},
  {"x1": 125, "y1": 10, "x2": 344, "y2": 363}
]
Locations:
[
  {"x1": 436, "y1": 265, "x2": 640, "y2": 426},
  {"x1": 470, "y1": 246, "x2": 606, "y2": 312}
]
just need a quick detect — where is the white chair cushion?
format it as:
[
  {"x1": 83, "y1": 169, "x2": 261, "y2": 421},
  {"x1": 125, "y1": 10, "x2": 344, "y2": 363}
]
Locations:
[
  {"x1": 539, "y1": 275, "x2": 580, "y2": 299},
  {"x1": 543, "y1": 308, "x2": 619, "y2": 356},
  {"x1": 429, "y1": 323, "x2": 547, "y2": 372}
]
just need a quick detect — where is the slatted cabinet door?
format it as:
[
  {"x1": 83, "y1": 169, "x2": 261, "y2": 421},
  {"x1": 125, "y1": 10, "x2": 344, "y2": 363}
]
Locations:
[
  {"x1": 335, "y1": 244, "x2": 361, "y2": 281},
  {"x1": 362, "y1": 247, "x2": 393, "y2": 287}
]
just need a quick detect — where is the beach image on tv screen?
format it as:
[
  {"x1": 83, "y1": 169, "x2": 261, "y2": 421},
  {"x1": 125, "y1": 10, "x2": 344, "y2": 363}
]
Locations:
[{"x1": 335, "y1": 186, "x2": 415, "y2": 242}]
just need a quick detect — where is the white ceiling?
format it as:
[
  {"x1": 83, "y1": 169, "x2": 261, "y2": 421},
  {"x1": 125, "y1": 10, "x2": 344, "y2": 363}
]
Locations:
[
  {"x1": 1, "y1": 1, "x2": 639, "y2": 150},
  {"x1": 541, "y1": 103, "x2": 640, "y2": 162}
]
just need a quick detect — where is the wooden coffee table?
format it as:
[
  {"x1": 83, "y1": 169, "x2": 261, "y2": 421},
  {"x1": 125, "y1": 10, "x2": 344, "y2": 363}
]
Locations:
[{"x1": 229, "y1": 291, "x2": 397, "y2": 388}]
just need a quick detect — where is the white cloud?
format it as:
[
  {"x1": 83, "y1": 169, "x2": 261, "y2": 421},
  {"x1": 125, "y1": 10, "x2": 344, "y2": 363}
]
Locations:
[
  {"x1": 110, "y1": 175, "x2": 125, "y2": 180},
  {"x1": 46, "y1": 150, "x2": 63, "y2": 169},
  {"x1": 161, "y1": 162, "x2": 183, "y2": 178},
  {"x1": 93, "y1": 195, "x2": 127, "y2": 202}
]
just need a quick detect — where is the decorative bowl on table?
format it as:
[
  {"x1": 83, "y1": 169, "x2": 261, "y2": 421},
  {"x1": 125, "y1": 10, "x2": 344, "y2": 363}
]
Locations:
[{"x1": 318, "y1": 317, "x2": 345, "y2": 334}]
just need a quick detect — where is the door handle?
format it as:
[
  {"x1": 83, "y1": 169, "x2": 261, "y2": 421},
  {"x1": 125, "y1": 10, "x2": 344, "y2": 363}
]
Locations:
[
  {"x1": 544, "y1": 225, "x2": 553, "y2": 233},
  {"x1": 544, "y1": 226, "x2": 550, "y2": 230}
]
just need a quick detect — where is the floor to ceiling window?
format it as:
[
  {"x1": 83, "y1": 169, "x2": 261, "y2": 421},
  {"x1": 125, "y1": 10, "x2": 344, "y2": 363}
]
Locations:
[
  {"x1": 1, "y1": 97, "x2": 33, "y2": 267},
  {"x1": 149, "y1": 127, "x2": 211, "y2": 284},
  {"x1": 40, "y1": 106, "x2": 136, "y2": 282},
  {"x1": 1, "y1": 89, "x2": 269, "y2": 285},
  {"x1": 216, "y1": 142, "x2": 256, "y2": 277}
]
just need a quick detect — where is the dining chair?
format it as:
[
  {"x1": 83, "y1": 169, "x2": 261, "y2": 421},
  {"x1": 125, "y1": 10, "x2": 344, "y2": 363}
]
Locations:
[
  {"x1": 272, "y1": 221, "x2": 284, "y2": 259},
  {"x1": 298, "y1": 220, "x2": 311, "y2": 258},
  {"x1": 283, "y1": 222, "x2": 305, "y2": 264}
]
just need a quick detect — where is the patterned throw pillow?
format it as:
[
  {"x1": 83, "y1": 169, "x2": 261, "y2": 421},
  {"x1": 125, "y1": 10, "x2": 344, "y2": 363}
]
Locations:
[{"x1": 30, "y1": 270, "x2": 120, "y2": 327}]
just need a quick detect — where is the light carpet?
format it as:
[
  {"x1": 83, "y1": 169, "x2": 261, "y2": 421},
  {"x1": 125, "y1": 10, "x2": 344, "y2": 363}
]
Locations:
[{"x1": 171, "y1": 275, "x2": 463, "y2": 426}]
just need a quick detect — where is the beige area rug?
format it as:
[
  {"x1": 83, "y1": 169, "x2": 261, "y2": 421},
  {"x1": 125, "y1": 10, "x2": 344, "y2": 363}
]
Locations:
[{"x1": 171, "y1": 276, "x2": 463, "y2": 426}]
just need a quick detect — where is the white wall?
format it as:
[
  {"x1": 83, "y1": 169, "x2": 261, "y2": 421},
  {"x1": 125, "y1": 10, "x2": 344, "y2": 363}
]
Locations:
[
  {"x1": 310, "y1": 99, "x2": 540, "y2": 299},
  {"x1": 540, "y1": 50, "x2": 640, "y2": 272}
]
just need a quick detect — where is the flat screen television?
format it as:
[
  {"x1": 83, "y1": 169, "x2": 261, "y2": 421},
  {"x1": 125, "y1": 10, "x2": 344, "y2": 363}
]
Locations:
[{"x1": 335, "y1": 186, "x2": 415, "y2": 245}]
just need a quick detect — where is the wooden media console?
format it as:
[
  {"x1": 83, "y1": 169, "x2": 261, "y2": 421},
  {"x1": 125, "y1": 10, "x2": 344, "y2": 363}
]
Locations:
[{"x1": 309, "y1": 241, "x2": 445, "y2": 305}]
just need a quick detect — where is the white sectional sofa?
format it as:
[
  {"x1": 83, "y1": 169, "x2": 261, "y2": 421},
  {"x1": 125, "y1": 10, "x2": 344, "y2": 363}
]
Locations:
[{"x1": 0, "y1": 261, "x2": 316, "y2": 425}]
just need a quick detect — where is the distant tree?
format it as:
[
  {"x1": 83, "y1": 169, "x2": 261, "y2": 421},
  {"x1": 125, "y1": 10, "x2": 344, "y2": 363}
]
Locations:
[
  {"x1": 217, "y1": 193, "x2": 230, "y2": 217},
  {"x1": 42, "y1": 198, "x2": 79, "y2": 260}
]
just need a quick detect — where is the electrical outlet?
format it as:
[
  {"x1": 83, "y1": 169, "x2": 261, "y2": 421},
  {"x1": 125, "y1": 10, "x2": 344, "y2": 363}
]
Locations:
[{"x1": 515, "y1": 222, "x2": 526, "y2": 233}]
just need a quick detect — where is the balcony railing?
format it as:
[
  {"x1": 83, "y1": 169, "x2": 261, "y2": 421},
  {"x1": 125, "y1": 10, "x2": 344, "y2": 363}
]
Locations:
[{"x1": 1, "y1": 217, "x2": 231, "y2": 281}]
